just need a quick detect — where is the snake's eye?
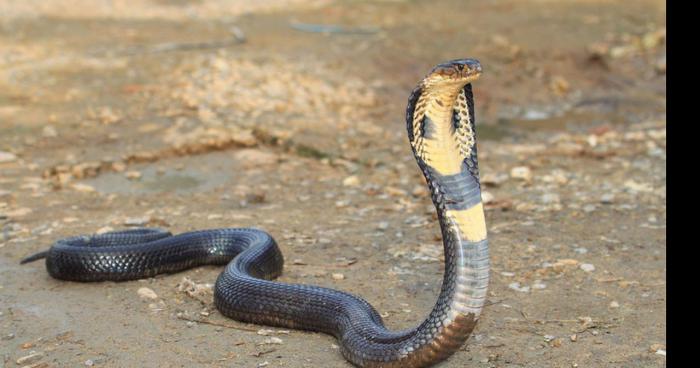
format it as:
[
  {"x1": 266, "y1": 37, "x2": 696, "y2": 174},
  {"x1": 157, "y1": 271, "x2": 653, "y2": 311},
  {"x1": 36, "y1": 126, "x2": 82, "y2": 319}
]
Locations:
[{"x1": 456, "y1": 64, "x2": 464, "y2": 71}]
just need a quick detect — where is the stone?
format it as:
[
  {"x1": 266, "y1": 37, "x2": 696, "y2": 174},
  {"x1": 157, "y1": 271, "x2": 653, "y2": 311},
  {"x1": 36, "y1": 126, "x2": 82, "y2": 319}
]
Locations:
[{"x1": 137, "y1": 287, "x2": 158, "y2": 300}]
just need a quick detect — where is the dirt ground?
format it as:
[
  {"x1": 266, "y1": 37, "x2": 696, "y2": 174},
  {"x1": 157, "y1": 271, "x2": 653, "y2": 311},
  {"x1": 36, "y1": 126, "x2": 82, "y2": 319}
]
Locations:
[{"x1": 0, "y1": 0, "x2": 666, "y2": 367}]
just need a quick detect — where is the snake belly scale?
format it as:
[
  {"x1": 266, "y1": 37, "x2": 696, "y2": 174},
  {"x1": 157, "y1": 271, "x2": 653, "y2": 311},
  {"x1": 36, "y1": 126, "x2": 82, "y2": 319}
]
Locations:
[{"x1": 22, "y1": 59, "x2": 489, "y2": 368}]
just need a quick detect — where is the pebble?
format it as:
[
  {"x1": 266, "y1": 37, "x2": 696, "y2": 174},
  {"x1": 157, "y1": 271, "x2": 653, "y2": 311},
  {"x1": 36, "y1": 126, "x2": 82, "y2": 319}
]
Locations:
[
  {"x1": 332, "y1": 273, "x2": 345, "y2": 280},
  {"x1": 510, "y1": 166, "x2": 532, "y2": 181},
  {"x1": 377, "y1": 221, "x2": 389, "y2": 230},
  {"x1": 124, "y1": 217, "x2": 150, "y2": 226},
  {"x1": 42, "y1": 126, "x2": 58, "y2": 138},
  {"x1": 481, "y1": 191, "x2": 495, "y2": 204},
  {"x1": 508, "y1": 282, "x2": 530, "y2": 293},
  {"x1": 624, "y1": 180, "x2": 653, "y2": 193},
  {"x1": 112, "y1": 162, "x2": 127, "y2": 172},
  {"x1": 609, "y1": 301, "x2": 620, "y2": 308},
  {"x1": 600, "y1": 193, "x2": 615, "y2": 204},
  {"x1": 71, "y1": 183, "x2": 96, "y2": 193},
  {"x1": 532, "y1": 281, "x2": 547, "y2": 290},
  {"x1": 342, "y1": 175, "x2": 360, "y2": 187},
  {"x1": 582, "y1": 204, "x2": 596, "y2": 213},
  {"x1": 85, "y1": 359, "x2": 95, "y2": 366},
  {"x1": 137, "y1": 287, "x2": 158, "y2": 300},
  {"x1": 259, "y1": 337, "x2": 283, "y2": 345},
  {"x1": 0, "y1": 151, "x2": 17, "y2": 163},
  {"x1": 540, "y1": 193, "x2": 560, "y2": 204},
  {"x1": 580, "y1": 263, "x2": 596, "y2": 272},
  {"x1": 125, "y1": 171, "x2": 142, "y2": 180}
]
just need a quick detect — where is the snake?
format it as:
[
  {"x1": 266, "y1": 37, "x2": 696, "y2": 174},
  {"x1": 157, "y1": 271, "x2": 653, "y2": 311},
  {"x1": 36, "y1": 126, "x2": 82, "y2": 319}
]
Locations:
[{"x1": 21, "y1": 59, "x2": 489, "y2": 368}]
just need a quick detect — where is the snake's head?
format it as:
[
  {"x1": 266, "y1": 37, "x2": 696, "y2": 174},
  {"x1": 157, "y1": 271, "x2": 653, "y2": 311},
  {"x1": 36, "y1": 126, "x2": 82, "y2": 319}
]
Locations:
[{"x1": 423, "y1": 59, "x2": 482, "y2": 89}]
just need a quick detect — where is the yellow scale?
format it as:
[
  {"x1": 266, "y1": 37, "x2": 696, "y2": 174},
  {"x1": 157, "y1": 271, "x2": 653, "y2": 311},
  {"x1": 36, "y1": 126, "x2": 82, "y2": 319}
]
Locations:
[{"x1": 413, "y1": 87, "x2": 487, "y2": 243}]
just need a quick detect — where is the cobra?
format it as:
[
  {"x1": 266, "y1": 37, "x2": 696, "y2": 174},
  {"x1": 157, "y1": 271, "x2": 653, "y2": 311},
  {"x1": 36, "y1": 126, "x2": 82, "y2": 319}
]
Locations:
[{"x1": 21, "y1": 59, "x2": 489, "y2": 368}]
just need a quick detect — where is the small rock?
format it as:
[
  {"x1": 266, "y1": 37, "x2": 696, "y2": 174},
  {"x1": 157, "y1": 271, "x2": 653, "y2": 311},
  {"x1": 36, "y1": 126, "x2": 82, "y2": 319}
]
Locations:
[
  {"x1": 384, "y1": 186, "x2": 408, "y2": 197},
  {"x1": 508, "y1": 282, "x2": 530, "y2": 293},
  {"x1": 42, "y1": 126, "x2": 58, "y2": 138},
  {"x1": 549, "y1": 76, "x2": 570, "y2": 95},
  {"x1": 0, "y1": 151, "x2": 17, "y2": 163},
  {"x1": 580, "y1": 263, "x2": 596, "y2": 272},
  {"x1": 582, "y1": 204, "x2": 596, "y2": 213},
  {"x1": 532, "y1": 281, "x2": 547, "y2": 290},
  {"x1": 97, "y1": 107, "x2": 122, "y2": 124},
  {"x1": 112, "y1": 162, "x2": 127, "y2": 172},
  {"x1": 377, "y1": 221, "x2": 389, "y2": 230},
  {"x1": 600, "y1": 193, "x2": 615, "y2": 204},
  {"x1": 481, "y1": 191, "x2": 495, "y2": 204},
  {"x1": 342, "y1": 175, "x2": 360, "y2": 187},
  {"x1": 570, "y1": 334, "x2": 578, "y2": 342},
  {"x1": 332, "y1": 273, "x2": 345, "y2": 280},
  {"x1": 259, "y1": 337, "x2": 283, "y2": 345},
  {"x1": 624, "y1": 180, "x2": 653, "y2": 193},
  {"x1": 609, "y1": 301, "x2": 620, "y2": 308},
  {"x1": 71, "y1": 183, "x2": 96, "y2": 193},
  {"x1": 137, "y1": 287, "x2": 158, "y2": 300},
  {"x1": 540, "y1": 193, "x2": 560, "y2": 204},
  {"x1": 85, "y1": 359, "x2": 95, "y2": 366},
  {"x1": 124, "y1": 217, "x2": 150, "y2": 226},
  {"x1": 125, "y1": 171, "x2": 142, "y2": 180},
  {"x1": 510, "y1": 166, "x2": 532, "y2": 181}
]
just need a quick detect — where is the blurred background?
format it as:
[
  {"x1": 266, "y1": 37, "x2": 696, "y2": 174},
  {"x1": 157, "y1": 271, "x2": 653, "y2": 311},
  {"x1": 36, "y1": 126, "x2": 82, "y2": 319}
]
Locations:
[{"x1": 1, "y1": 0, "x2": 665, "y2": 367}]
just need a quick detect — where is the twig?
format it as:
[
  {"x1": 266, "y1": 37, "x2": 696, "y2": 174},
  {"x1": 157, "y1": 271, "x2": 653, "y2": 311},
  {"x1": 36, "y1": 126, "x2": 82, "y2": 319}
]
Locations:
[
  {"x1": 176, "y1": 315, "x2": 258, "y2": 332},
  {"x1": 252, "y1": 348, "x2": 277, "y2": 357}
]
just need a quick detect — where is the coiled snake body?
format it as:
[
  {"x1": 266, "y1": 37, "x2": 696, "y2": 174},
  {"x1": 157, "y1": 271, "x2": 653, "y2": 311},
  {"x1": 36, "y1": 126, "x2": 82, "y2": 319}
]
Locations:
[{"x1": 22, "y1": 59, "x2": 489, "y2": 368}]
